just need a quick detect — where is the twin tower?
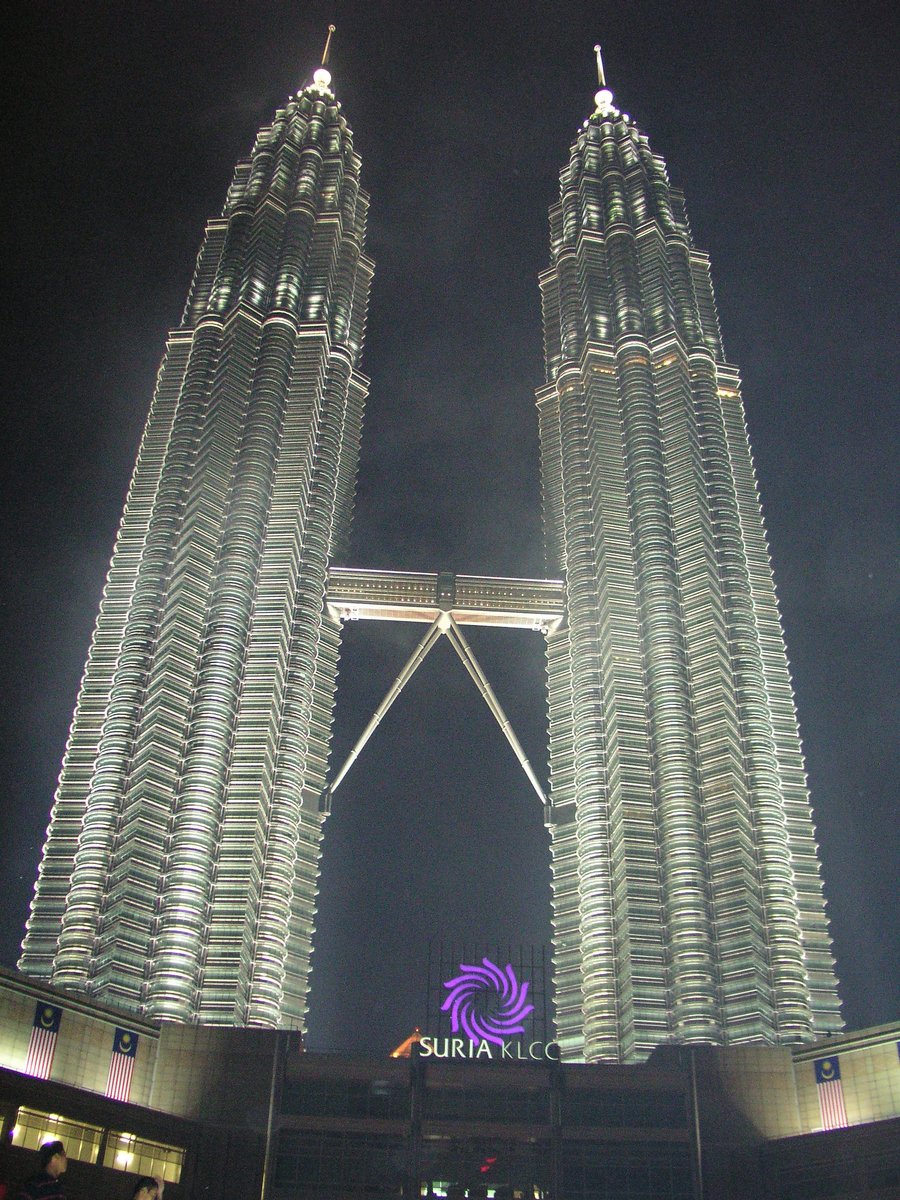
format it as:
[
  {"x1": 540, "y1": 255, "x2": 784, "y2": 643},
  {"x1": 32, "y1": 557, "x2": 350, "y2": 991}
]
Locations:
[{"x1": 20, "y1": 52, "x2": 842, "y2": 1062}]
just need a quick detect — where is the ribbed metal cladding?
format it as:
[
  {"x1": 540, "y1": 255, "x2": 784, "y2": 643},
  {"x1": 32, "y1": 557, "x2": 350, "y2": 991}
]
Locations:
[
  {"x1": 20, "y1": 76, "x2": 372, "y2": 1029},
  {"x1": 538, "y1": 96, "x2": 842, "y2": 1062}
]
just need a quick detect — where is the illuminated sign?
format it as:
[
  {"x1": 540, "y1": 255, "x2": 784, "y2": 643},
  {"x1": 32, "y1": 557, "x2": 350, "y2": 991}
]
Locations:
[
  {"x1": 419, "y1": 1035, "x2": 559, "y2": 1061},
  {"x1": 424, "y1": 956, "x2": 559, "y2": 1061},
  {"x1": 442, "y1": 957, "x2": 534, "y2": 1045}
]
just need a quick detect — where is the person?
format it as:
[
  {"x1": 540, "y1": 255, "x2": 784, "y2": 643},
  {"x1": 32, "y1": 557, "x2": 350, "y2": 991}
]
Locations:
[
  {"x1": 17, "y1": 1140, "x2": 66, "y2": 1199},
  {"x1": 129, "y1": 1177, "x2": 164, "y2": 1200}
]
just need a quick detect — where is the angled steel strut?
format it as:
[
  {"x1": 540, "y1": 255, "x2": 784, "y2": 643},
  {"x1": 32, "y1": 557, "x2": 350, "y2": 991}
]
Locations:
[
  {"x1": 442, "y1": 614, "x2": 547, "y2": 806},
  {"x1": 328, "y1": 616, "x2": 444, "y2": 797}
]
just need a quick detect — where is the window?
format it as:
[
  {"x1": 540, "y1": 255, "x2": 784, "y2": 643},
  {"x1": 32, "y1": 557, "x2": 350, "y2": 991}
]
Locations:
[
  {"x1": 10, "y1": 1107, "x2": 101, "y2": 1165},
  {"x1": 103, "y1": 1131, "x2": 184, "y2": 1183}
]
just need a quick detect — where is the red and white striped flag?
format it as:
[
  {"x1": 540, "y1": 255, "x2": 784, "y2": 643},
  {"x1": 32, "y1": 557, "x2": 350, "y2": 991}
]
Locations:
[
  {"x1": 105, "y1": 1027, "x2": 138, "y2": 1102},
  {"x1": 814, "y1": 1055, "x2": 848, "y2": 1130},
  {"x1": 25, "y1": 1003, "x2": 62, "y2": 1079}
]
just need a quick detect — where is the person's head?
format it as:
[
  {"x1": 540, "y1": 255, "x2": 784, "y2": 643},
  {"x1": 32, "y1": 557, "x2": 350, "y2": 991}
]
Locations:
[
  {"x1": 38, "y1": 1140, "x2": 66, "y2": 1177},
  {"x1": 131, "y1": 1178, "x2": 159, "y2": 1200}
]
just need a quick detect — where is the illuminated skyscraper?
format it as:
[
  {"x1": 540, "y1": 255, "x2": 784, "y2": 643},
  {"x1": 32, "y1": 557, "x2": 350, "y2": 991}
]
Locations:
[
  {"x1": 20, "y1": 50, "x2": 372, "y2": 1026},
  {"x1": 537, "y1": 57, "x2": 842, "y2": 1061},
  {"x1": 20, "y1": 43, "x2": 842, "y2": 1062}
]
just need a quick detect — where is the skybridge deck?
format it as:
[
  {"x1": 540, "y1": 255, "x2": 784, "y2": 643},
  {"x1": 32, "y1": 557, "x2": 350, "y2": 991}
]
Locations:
[{"x1": 326, "y1": 567, "x2": 565, "y2": 632}]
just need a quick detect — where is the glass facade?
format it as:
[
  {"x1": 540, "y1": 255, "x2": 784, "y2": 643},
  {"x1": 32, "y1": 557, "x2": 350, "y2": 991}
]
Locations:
[
  {"x1": 282, "y1": 1076, "x2": 410, "y2": 1121},
  {"x1": 19, "y1": 66, "x2": 372, "y2": 1029},
  {"x1": 558, "y1": 1142, "x2": 693, "y2": 1200},
  {"x1": 537, "y1": 85, "x2": 842, "y2": 1061},
  {"x1": 273, "y1": 1054, "x2": 694, "y2": 1199},
  {"x1": 426, "y1": 1085, "x2": 549, "y2": 1125},
  {"x1": 562, "y1": 1088, "x2": 685, "y2": 1129},
  {"x1": 274, "y1": 1130, "x2": 406, "y2": 1191}
]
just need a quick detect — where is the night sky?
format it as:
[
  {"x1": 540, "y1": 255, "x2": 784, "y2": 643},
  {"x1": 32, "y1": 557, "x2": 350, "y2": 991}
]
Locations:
[{"x1": 2, "y1": 1, "x2": 896, "y2": 1055}]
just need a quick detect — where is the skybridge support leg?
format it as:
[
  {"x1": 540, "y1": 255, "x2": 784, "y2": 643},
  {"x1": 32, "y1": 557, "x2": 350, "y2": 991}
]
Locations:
[
  {"x1": 443, "y1": 614, "x2": 548, "y2": 807},
  {"x1": 329, "y1": 616, "x2": 444, "y2": 797}
]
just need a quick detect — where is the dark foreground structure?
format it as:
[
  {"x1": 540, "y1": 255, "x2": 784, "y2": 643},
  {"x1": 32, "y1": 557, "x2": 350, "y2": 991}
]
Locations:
[{"x1": 0, "y1": 971, "x2": 897, "y2": 1199}]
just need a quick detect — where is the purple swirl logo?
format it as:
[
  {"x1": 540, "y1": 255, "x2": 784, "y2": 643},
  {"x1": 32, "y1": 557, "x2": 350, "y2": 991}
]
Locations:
[{"x1": 441, "y1": 958, "x2": 534, "y2": 1046}]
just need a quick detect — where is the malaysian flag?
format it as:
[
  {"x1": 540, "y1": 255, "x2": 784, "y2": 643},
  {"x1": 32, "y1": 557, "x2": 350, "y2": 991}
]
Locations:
[
  {"x1": 24, "y1": 1003, "x2": 62, "y2": 1079},
  {"x1": 105, "y1": 1027, "x2": 138, "y2": 1102},
  {"x1": 814, "y1": 1055, "x2": 848, "y2": 1130}
]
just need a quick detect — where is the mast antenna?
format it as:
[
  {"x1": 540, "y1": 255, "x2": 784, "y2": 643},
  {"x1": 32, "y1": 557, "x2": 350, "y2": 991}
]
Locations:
[
  {"x1": 594, "y1": 44, "x2": 606, "y2": 88},
  {"x1": 322, "y1": 24, "x2": 335, "y2": 66}
]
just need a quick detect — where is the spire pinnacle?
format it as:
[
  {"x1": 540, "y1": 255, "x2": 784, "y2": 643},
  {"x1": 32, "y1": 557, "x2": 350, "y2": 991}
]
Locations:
[
  {"x1": 321, "y1": 24, "x2": 335, "y2": 66},
  {"x1": 311, "y1": 25, "x2": 336, "y2": 92},
  {"x1": 592, "y1": 43, "x2": 616, "y2": 117},
  {"x1": 594, "y1": 44, "x2": 606, "y2": 87}
]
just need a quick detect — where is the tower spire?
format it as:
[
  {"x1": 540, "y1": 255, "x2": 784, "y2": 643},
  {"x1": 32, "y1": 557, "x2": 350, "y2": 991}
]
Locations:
[
  {"x1": 594, "y1": 43, "x2": 606, "y2": 87},
  {"x1": 311, "y1": 25, "x2": 336, "y2": 93},
  {"x1": 321, "y1": 23, "x2": 335, "y2": 66},
  {"x1": 592, "y1": 43, "x2": 615, "y2": 116}
]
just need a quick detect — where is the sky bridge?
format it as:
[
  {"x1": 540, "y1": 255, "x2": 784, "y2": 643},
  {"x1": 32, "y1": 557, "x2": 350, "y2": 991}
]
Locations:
[
  {"x1": 327, "y1": 567, "x2": 565, "y2": 632},
  {"x1": 324, "y1": 568, "x2": 565, "y2": 811}
]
